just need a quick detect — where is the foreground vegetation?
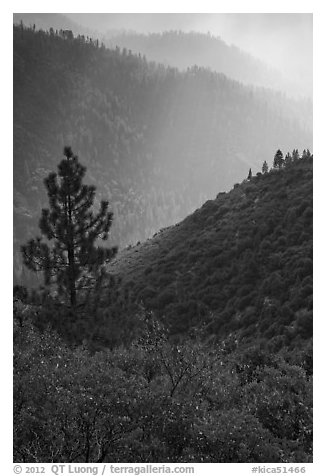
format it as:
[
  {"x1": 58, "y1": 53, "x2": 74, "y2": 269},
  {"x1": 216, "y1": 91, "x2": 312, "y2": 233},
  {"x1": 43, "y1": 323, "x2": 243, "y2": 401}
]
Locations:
[{"x1": 14, "y1": 312, "x2": 312, "y2": 463}]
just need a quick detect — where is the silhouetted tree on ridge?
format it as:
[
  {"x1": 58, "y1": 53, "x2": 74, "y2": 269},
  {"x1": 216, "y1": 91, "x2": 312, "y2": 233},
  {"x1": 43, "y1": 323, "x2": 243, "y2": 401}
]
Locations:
[{"x1": 273, "y1": 149, "x2": 284, "y2": 169}]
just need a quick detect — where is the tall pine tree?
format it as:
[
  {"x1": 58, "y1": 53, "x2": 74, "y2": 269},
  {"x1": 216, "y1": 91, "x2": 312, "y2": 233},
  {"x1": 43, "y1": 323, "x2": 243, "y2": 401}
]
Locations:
[
  {"x1": 273, "y1": 149, "x2": 284, "y2": 169},
  {"x1": 292, "y1": 149, "x2": 300, "y2": 161},
  {"x1": 284, "y1": 152, "x2": 292, "y2": 167},
  {"x1": 21, "y1": 147, "x2": 117, "y2": 307},
  {"x1": 262, "y1": 160, "x2": 269, "y2": 174}
]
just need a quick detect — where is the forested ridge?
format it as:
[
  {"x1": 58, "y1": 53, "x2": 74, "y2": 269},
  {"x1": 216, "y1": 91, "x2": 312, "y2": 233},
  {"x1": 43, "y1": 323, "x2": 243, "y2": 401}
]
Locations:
[
  {"x1": 108, "y1": 152, "x2": 313, "y2": 346},
  {"x1": 13, "y1": 14, "x2": 312, "y2": 99},
  {"x1": 105, "y1": 29, "x2": 312, "y2": 99},
  {"x1": 13, "y1": 13, "x2": 95, "y2": 37},
  {"x1": 14, "y1": 24, "x2": 312, "y2": 284}
]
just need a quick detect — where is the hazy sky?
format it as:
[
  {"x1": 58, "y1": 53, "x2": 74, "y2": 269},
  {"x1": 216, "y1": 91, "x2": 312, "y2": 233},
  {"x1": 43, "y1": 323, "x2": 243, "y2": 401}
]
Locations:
[{"x1": 66, "y1": 13, "x2": 312, "y2": 81}]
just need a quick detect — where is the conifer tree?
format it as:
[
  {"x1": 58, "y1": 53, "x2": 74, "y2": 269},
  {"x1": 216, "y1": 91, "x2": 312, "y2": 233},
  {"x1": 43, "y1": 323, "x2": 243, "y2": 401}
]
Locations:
[
  {"x1": 292, "y1": 149, "x2": 300, "y2": 161},
  {"x1": 273, "y1": 149, "x2": 284, "y2": 169},
  {"x1": 307, "y1": 149, "x2": 313, "y2": 160},
  {"x1": 302, "y1": 149, "x2": 312, "y2": 161},
  {"x1": 284, "y1": 152, "x2": 292, "y2": 167},
  {"x1": 21, "y1": 146, "x2": 117, "y2": 307},
  {"x1": 247, "y1": 168, "x2": 252, "y2": 180},
  {"x1": 262, "y1": 161, "x2": 269, "y2": 174}
]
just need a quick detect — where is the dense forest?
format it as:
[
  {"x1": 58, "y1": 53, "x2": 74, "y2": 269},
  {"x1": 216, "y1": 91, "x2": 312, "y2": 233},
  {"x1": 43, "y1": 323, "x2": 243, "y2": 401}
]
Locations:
[
  {"x1": 13, "y1": 24, "x2": 312, "y2": 284},
  {"x1": 14, "y1": 152, "x2": 312, "y2": 463}
]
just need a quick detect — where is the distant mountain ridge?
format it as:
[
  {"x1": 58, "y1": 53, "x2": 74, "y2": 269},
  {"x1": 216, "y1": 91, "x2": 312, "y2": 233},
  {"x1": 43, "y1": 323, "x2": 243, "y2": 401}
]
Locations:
[
  {"x1": 13, "y1": 13, "x2": 312, "y2": 99},
  {"x1": 13, "y1": 13, "x2": 97, "y2": 38},
  {"x1": 13, "y1": 25, "x2": 312, "y2": 285},
  {"x1": 104, "y1": 29, "x2": 310, "y2": 99}
]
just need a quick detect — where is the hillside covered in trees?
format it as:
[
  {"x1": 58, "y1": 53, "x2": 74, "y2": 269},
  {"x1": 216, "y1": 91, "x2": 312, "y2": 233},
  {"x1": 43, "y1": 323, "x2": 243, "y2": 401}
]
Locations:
[
  {"x1": 14, "y1": 152, "x2": 313, "y2": 463},
  {"x1": 13, "y1": 24, "x2": 312, "y2": 284},
  {"x1": 105, "y1": 30, "x2": 312, "y2": 100},
  {"x1": 107, "y1": 152, "x2": 313, "y2": 349},
  {"x1": 13, "y1": 14, "x2": 312, "y2": 100}
]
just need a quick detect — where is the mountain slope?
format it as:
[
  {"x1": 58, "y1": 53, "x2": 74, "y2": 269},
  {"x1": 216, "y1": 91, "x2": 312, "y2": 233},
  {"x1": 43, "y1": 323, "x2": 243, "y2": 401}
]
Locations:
[
  {"x1": 13, "y1": 14, "x2": 312, "y2": 100},
  {"x1": 14, "y1": 25, "x2": 312, "y2": 284},
  {"x1": 105, "y1": 30, "x2": 311, "y2": 99},
  {"x1": 108, "y1": 155, "x2": 312, "y2": 349}
]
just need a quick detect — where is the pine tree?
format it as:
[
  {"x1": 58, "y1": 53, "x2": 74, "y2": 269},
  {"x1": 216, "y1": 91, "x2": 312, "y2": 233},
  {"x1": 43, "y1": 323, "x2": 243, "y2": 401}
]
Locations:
[
  {"x1": 302, "y1": 149, "x2": 312, "y2": 161},
  {"x1": 306, "y1": 149, "x2": 312, "y2": 160},
  {"x1": 292, "y1": 149, "x2": 300, "y2": 161},
  {"x1": 262, "y1": 161, "x2": 269, "y2": 174},
  {"x1": 273, "y1": 149, "x2": 284, "y2": 169},
  {"x1": 307, "y1": 149, "x2": 313, "y2": 161},
  {"x1": 21, "y1": 146, "x2": 117, "y2": 307},
  {"x1": 284, "y1": 152, "x2": 292, "y2": 167},
  {"x1": 247, "y1": 168, "x2": 252, "y2": 180}
]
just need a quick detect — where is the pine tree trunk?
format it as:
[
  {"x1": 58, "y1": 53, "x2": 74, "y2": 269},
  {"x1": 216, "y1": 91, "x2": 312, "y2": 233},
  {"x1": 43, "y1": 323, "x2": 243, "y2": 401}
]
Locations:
[
  {"x1": 68, "y1": 246, "x2": 76, "y2": 307},
  {"x1": 67, "y1": 183, "x2": 76, "y2": 307}
]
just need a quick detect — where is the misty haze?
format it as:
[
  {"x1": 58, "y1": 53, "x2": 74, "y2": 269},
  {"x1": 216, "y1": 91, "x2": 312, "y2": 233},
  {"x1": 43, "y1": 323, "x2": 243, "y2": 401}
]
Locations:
[{"x1": 13, "y1": 13, "x2": 313, "y2": 465}]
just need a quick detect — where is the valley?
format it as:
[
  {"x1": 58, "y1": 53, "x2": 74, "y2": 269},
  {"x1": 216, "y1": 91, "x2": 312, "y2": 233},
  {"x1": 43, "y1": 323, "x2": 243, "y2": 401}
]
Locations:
[{"x1": 13, "y1": 15, "x2": 313, "y2": 465}]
